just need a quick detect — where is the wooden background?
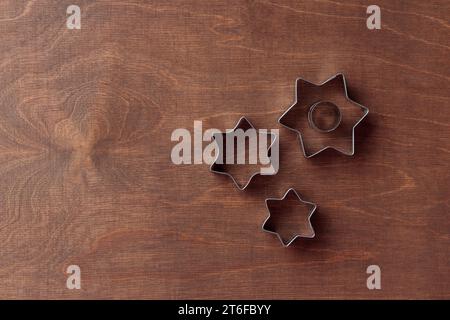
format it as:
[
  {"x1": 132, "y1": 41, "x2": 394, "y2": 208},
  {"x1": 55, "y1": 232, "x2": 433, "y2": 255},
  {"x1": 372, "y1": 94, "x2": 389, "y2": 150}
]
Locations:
[{"x1": 0, "y1": 0, "x2": 448, "y2": 299}]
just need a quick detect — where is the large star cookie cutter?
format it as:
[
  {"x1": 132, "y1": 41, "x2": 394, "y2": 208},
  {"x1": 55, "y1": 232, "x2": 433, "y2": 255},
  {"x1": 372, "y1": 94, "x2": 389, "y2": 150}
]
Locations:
[{"x1": 278, "y1": 73, "x2": 369, "y2": 158}]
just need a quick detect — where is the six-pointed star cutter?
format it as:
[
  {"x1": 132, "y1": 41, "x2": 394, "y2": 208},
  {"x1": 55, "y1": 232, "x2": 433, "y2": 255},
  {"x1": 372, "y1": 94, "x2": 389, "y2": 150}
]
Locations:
[
  {"x1": 262, "y1": 188, "x2": 317, "y2": 247},
  {"x1": 208, "y1": 74, "x2": 369, "y2": 246},
  {"x1": 209, "y1": 116, "x2": 278, "y2": 191},
  {"x1": 278, "y1": 73, "x2": 369, "y2": 158}
]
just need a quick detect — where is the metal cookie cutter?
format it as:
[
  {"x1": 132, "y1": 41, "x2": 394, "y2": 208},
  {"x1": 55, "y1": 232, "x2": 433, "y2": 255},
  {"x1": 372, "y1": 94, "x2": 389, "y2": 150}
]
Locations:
[
  {"x1": 278, "y1": 73, "x2": 369, "y2": 158},
  {"x1": 210, "y1": 116, "x2": 278, "y2": 191},
  {"x1": 262, "y1": 188, "x2": 317, "y2": 247}
]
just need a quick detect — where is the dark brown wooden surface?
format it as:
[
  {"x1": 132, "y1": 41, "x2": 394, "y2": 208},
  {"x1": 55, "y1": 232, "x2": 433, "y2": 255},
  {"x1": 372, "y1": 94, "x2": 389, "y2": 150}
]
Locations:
[{"x1": 0, "y1": 0, "x2": 448, "y2": 299}]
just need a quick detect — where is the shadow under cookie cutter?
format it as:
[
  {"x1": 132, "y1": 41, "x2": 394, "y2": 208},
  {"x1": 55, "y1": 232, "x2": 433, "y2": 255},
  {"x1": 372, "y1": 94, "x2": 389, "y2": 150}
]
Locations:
[
  {"x1": 278, "y1": 73, "x2": 369, "y2": 158},
  {"x1": 262, "y1": 188, "x2": 317, "y2": 247},
  {"x1": 209, "y1": 116, "x2": 278, "y2": 191}
]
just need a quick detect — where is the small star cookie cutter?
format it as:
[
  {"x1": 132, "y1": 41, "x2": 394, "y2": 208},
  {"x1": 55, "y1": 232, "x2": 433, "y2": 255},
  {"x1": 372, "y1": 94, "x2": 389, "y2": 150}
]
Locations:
[
  {"x1": 209, "y1": 116, "x2": 278, "y2": 191},
  {"x1": 278, "y1": 73, "x2": 369, "y2": 158},
  {"x1": 262, "y1": 188, "x2": 317, "y2": 247}
]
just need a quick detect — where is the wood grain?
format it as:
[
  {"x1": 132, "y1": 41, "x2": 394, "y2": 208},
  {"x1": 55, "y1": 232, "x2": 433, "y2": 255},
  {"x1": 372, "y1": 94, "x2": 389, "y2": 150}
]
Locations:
[{"x1": 0, "y1": 0, "x2": 448, "y2": 299}]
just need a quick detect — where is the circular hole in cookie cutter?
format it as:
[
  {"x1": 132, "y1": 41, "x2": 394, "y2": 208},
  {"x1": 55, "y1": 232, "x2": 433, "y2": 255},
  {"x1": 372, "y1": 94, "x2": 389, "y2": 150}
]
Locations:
[{"x1": 307, "y1": 101, "x2": 342, "y2": 133}]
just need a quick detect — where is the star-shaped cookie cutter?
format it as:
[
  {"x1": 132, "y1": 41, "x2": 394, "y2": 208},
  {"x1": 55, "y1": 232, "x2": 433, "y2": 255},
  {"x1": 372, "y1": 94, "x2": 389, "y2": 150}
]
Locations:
[
  {"x1": 262, "y1": 188, "x2": 317, "y2": 247},
  {"x1": 278, "y1": 73, "x2": 369, "y2": 158},
  {"x1": 210, "y1": 116, "x2": 278, "y2": 191}
]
